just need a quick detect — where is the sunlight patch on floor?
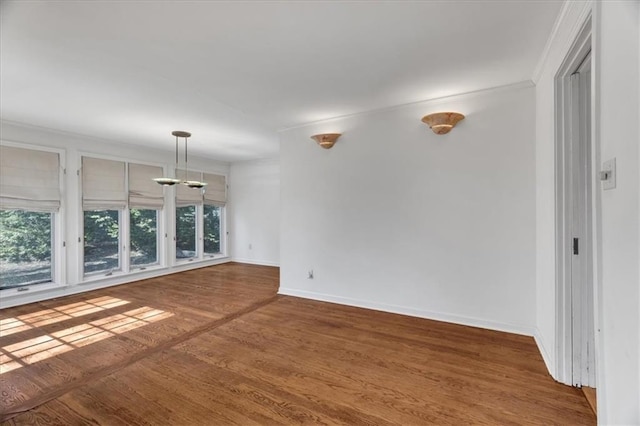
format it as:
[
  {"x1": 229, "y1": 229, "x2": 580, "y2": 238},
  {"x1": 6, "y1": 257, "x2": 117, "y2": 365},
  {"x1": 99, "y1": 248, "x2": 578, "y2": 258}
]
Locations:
[
  {"x1": 0, "y1": 302, "x2": 173, "y2": 375},
  {"x1": 0, "y1": 296, "x2": 131, "y2": 336}
]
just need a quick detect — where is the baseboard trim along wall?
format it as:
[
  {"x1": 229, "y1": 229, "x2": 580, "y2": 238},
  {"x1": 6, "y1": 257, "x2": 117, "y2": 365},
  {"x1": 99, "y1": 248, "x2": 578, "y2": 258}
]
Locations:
[
  {"x1": 534, "y1": 328, "x2": 557, "y2": 380},
  {"x1": 233, "y1": 258, "x2": 280, "y2": 267},
  {"x1": 279, "y1": 287, "x2": 535, "y2": 337}
]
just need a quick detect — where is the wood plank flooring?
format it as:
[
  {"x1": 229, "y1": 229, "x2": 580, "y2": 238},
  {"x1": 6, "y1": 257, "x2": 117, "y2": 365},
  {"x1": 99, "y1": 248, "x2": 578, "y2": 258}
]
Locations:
[
  {"x1": 582, "y1": 386, "x2": 597, "y2": 416},
  {"x1": 1, "y1": 263, "x2": 595, "y2": 425}
]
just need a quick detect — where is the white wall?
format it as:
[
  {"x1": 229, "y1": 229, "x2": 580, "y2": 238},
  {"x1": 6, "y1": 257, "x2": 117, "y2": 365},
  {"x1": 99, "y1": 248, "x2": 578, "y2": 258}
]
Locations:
[
  {"x1": 596, "y1": 1, "x2": 640, "y2": 423},
  {"x1": 0, "y1": 120, "x2": 231, "y2": 308},
  {"x1": 279, "y1": 83, "x2": 537, "y2": 335},
  {"x1": 229, "y1": 158, "x2": 280, "y2": 266}
]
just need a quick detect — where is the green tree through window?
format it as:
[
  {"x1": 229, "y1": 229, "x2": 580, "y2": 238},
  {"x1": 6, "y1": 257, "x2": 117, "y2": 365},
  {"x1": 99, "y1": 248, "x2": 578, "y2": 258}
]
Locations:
[
  {"x1": 130, "y1": 209, "x2": 158, "y2": 266},
  {"x1": 84, "y1": 210, "x2": 120, "y2": 274},
  {"x1": 176, "y1": 205, "x2": 196, "y2": 259},
  {"x1": 204, "y1": 205, "x2": 221, "y2": 255},
  {"x1": 0, "y1": 210, "x2": 53, "y2": 288}
]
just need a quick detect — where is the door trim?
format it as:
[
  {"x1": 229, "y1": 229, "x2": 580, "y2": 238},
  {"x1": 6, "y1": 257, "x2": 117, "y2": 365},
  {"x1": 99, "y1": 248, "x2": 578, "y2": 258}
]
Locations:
[{"x1": 554, "y1": 15, "x2": 596, "y2": 386}]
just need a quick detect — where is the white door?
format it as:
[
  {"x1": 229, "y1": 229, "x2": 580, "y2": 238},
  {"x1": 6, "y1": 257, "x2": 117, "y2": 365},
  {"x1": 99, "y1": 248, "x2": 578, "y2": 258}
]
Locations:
[{"x1": 568, "y1": 52, "x2": 595, "y2": 388}]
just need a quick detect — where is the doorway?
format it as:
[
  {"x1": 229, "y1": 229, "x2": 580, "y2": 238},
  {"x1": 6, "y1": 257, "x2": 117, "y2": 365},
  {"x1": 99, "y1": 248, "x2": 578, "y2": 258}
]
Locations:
[
  {"x1": 568, "y1": 51, "x2": 595, "y2": 388},
  {"x1": 555, "y1": 16, "x2": 596, "y2": 392}
]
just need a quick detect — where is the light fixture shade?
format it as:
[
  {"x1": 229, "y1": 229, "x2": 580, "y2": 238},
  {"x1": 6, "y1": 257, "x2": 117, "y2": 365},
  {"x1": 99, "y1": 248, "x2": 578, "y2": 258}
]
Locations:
[
  {"x1": 172, "y1": 130, "x2": 191, "y2": 138},
  {"x1": 185, "y1": 180, "x2": 207, "y2": 188},
  {"x1": 421, "y1": 112, "x2": 465, "y2": 135},
  {"x1": 153, "y1": 177, "x2": 181, "y2": 186},
  {"x1": 311, "y1": 133, "x2": 341, "y2": 149}
]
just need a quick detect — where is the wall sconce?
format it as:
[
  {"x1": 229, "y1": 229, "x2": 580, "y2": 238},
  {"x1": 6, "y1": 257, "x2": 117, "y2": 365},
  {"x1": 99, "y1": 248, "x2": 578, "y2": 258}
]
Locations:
[
  {"x1": 311, "y1": 133, "x2": 341, "y2": 149},
  {"x1": 421, "y1": 112, "x2": 465, "y2": 135}
]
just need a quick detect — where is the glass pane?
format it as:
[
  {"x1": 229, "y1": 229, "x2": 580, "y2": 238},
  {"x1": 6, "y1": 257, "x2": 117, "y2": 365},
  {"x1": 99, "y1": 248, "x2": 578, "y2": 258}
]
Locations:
[
  {"x1": 204, "y1": 204, "x2": 221, "y2": 255},
  {"x1": 0, "y1": 210, "x2": 52, "y2": 289},
  {"x1": 84, "y1": 210, "x2": 120, "y2": 274},
  {"x1": 176, "y1": 205, "x2": 196, "y2": 259},
  {"x1": 130, "y1": 209, "x2": 158, "y2": 267}
]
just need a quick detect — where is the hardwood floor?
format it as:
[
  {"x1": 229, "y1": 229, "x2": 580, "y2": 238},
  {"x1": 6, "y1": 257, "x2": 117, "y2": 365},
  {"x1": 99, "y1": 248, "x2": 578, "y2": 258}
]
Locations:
[
  {"x1": 582, "y1": 386, "x2": 597, "y2": 416},
  {"x1": 1, "y1": 263, "x2": 595, "y2": 425}
]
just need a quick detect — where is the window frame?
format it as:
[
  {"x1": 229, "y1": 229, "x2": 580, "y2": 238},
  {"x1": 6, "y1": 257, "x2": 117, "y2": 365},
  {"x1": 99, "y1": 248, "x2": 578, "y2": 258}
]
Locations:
[
  {"x1": 175, "y1": 204, "x2": 200, "y2": 263},
  {"x1": 203, "y1": 202, "x2": 226, "y2": 259},
  {"x1": 82, "y1": 209, "x2": 123, "y2": 277},
  {"x1": 0, "y1": 141, "x2": 65, "y2": 295},
  {"x1": 128, "y1": 208, "x2": 161, "y2": 271},
  {"x1": 79, "y1": 153, "x2": 167, "y2": 281},
  {"x1": 173, "y1": 175, "x2": 228, "y2": 265}
]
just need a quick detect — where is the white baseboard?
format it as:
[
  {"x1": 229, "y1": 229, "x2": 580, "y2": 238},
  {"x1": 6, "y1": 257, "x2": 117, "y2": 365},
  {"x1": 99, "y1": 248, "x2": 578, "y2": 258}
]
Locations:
[
  {"x1": 278, "y1": 287, "x2": 535, "y2": 337},
  {"x1": 534, "y1": 328, "x2": 557, "y2": 380},
  {"x1": 232, "y1": 258, "x2": 280, "y2": 267}
]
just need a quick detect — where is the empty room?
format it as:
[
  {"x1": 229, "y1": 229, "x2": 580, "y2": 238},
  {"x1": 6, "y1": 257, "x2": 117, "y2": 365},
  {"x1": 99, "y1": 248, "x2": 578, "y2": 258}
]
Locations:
[{"x1": 0, "y1": 1, "x2": 638, "y2": 425}]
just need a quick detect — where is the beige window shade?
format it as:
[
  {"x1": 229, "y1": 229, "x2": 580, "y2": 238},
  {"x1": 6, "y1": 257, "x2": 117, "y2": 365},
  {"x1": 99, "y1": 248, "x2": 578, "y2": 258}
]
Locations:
[
  {"x1": 176, "y1": 170, "x2": 203, "y2": 206},
  {"x1": 129, "y1": 163, "x2": 164, "y2": 209},
  {"x1": 82, "y1": 157, "x2": 126, "y2": 210},
  {"x1": 203, "y1": 173, "x2": 226, "y2": 205},
  {"x1": 0, "y1": 145, "x2": 61, "y2": 212}
]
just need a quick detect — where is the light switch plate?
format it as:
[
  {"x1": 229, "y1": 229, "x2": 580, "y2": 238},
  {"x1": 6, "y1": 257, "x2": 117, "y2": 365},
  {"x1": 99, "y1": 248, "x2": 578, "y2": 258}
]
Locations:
[{"x1": 601, "y1": 158, "x2": 616, "y2": 190}]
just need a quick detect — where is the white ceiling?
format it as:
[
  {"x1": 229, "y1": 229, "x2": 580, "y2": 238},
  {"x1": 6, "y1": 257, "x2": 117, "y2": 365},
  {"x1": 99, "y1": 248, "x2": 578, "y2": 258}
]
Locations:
[{"x1": 0, "y1": 1, "x2": 562, "y2": 162}]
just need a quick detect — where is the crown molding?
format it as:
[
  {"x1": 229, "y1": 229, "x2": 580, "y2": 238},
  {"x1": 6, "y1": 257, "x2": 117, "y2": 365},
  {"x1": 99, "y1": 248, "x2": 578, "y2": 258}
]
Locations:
[
  {"x1": 277, "y1": 80, "x2": 534, "y2": 132},
  {"x1": 531, "y1": 0, "x2": 593, "y2": 84}
]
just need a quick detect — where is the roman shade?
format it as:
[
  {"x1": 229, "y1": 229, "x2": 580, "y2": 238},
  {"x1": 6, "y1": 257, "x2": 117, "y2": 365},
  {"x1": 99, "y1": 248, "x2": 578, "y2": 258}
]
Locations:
[
  {"x1": 175, "y1": 170, "x2": 204, "y2": 206},
  {"x1": 82, "y1": 157, "x2": 126, "y2": 210},
  {"x1": 203, "y1": 173, "x2": 226, "y2": 205},
  {"x1": 0, "y1": 145, "x2": 61, "y2": 212},
  {"x1": 129, "y1": 163, "x2": 164, "y2": 209}
]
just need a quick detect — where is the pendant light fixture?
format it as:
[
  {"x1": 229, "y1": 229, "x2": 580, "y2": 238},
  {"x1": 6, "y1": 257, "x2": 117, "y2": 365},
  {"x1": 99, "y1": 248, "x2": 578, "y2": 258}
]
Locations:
[{"x1": 153, "y1": 130, "x2": 207, "y2": 188}]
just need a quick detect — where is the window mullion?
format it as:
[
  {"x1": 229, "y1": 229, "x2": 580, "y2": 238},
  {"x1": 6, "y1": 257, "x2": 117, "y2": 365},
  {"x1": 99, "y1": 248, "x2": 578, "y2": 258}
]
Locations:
[
  {"x1": 121, "y1": 208, "x2": 130, "y2": 273},
  {"x1": 198, "y1": 203, "x2": 204, "y2": 260}
]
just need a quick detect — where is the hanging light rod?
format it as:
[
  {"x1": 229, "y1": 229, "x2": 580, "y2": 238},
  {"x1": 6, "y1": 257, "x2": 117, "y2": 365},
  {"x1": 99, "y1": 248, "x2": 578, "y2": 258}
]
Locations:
[{"x1": 153, "y1": 131, "x2": 207, "y2": 188}]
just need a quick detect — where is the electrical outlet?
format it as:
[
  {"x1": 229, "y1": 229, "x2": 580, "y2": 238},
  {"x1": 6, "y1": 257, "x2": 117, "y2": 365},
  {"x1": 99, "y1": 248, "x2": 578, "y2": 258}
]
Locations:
[{"x1": 308, "y1": 270, "x2": 314, "y2": 279}]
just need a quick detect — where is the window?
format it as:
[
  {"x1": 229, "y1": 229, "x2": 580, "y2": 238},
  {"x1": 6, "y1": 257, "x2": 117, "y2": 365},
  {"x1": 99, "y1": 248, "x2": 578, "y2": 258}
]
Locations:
[
  {"x1": 82, "y1": 157, "x2": 126, "y2": 276},
  {"x1": 0, "y1": 210, "x2": 53, "y2": 288},
  {"x1": 0, "y1": 145, "x2": 61, "y2": 290},
  {"x1": 130, "y1": 209, "x2": 158, "y2": 267},
  {"x1": 176, "y1": 205, "x2": 197, "y2": 259},
  {"x1": 203, "y1": 172, "x2": 226, "y2": 258},
  {"x1": 83, "y1": 210, "x2": 120, "y2": 274},
  {"x1": 128, "y1": 163, "x2": 163, "y2": 269},
  {"x1": 82, "y1": 158, "x2": 164, "y2": 276},
  {"x1": 204, "y1": 204, "x2": 221, "y2": 256},
  {"x1": 175, "y1": 171, "x2": 227, "y2": 262}
]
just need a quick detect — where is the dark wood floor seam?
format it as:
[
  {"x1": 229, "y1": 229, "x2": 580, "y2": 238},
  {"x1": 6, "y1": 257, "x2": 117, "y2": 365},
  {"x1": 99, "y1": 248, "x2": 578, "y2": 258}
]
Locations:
[{"x1": 1, "y1": 294, "x2": 280, "y2": 422}]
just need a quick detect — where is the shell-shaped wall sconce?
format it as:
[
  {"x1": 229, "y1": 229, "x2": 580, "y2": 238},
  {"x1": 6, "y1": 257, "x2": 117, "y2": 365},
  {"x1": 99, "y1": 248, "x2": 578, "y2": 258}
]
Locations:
[
  {"x1": 311, "y1": 133, "x2": 341, "y2": 149},
  {"x1": 421, "y1": 112, "x2": 465, "y2": 135}
]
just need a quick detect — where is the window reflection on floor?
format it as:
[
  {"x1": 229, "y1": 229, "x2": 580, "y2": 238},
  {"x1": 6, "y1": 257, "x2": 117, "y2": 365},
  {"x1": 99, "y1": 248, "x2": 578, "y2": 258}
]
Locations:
[{"x1": 0, "y1": 297, "x2": 173, "y2": 374}]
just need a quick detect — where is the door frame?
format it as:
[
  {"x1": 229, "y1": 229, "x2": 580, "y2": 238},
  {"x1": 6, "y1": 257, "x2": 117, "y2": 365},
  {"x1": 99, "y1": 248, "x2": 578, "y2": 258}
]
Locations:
[{"x1": 554, "y1": 15, "x2": 599, "y2": 386}]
